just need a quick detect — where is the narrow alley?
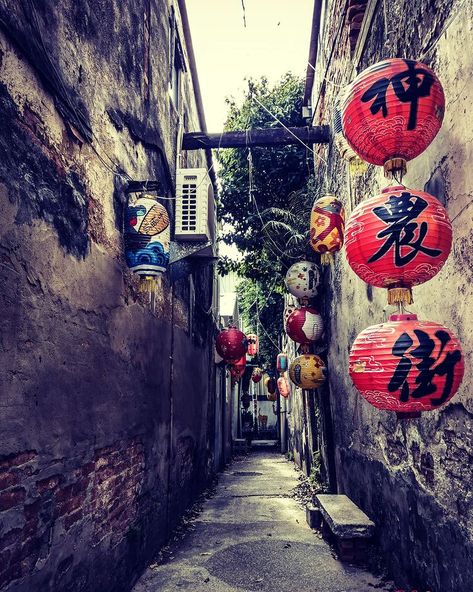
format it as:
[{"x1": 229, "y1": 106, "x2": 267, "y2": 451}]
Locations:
[{"x1": 133, "y1": 450, "x2": 391, "y2": 592}]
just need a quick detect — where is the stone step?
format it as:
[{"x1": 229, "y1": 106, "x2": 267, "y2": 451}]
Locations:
[{"x1": 315, "y1": 494, "x2": 375, "y2": 539}]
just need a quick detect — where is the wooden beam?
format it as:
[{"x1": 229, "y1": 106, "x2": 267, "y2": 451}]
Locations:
[{"x1": 182, "y1": 126, "x2": 330, "y2": 150}]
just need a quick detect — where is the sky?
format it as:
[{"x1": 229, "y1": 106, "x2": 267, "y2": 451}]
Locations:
[{"x1": 186, "y1": 0, "x2": 314, "y2": 132}]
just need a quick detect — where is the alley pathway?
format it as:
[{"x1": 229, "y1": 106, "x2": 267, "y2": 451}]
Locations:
[{"x1": 133, "y1": 450, "x2": 392, "y2": 592}]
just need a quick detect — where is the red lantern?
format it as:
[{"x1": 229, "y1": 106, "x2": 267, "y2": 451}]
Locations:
[
  {"x1": 342, "y1": 59, "x2": 445, "y2": 174},
  {"x1": 349, "y1": 314, "x2": 464, "y2": 418},
  {"x1": 230, "y1": 355, "x2": 247, "y2": 381},
  {"x1": 216, "y1": 327, "x2": 248, "y2": 362},
  {"x1": 278, "y1": 375, "x2": 290, "y2": 398},
  {"x1": 247, "y1": 333, "x2": 259, "y2": 357},
  {"x1": 267, "y1": 377, "x2": 277, "y2": 395},
  {"x1": 345, "y1": 186, "x2": 452, "y2": 304},
  {"x1": 310, "y1": 195, "x2": 345, "y2": 264},
  {"x1": 276, "y1": 353, "x2": 288, "y2": 374},
  {"x1": 252, "y1": 367, "x2": 263, "y2": 383},
  {"x1": 286, "y1": 307, "x2": 323, "y2": 345}
]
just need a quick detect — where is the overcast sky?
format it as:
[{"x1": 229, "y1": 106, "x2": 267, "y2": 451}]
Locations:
[{"x1": 186, "y1": 0, "x2": 314, "y2": 132}]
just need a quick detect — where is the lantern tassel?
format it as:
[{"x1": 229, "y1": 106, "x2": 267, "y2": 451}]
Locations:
[
  {"x1": 320, "y1": 253, "x2": 334, "y2": 266},
  {"x1": 387, "y1": 287, "x2": 413, "y2": 306}
]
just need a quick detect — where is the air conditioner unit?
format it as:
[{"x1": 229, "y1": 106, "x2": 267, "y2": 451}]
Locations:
[{"x1": 175, "y1": 168, "x2": 215, "y2": 242}]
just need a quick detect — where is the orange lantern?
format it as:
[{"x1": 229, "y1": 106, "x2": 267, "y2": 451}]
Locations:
[
  {"x1": 345, "y1": 186, "x2": 452, "y2": 304},
  {"x1": 349, "y1": 314, "x2": 464, "y2": 418},
  {"x1": 310, "y1": 195, "x2": 345, "y2": 264},
  {"x1": 342, "y1": 58, "x2": 445, "y2": 176},
  {"x1": 247, "y1": 333, "x2": 259, "y2": 357}
]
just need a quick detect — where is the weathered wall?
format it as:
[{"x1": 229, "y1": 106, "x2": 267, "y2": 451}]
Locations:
[
  {"x1": 311, "y1": 0, "x2": 473, "y2": 590},
  {"x1": 0, "y1": 1, "x2": 219, "y2": 591}
]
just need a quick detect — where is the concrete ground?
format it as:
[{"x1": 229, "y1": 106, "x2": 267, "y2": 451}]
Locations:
[{"x1": 133, "y1": 450, "x2": 394, "y2": 592}]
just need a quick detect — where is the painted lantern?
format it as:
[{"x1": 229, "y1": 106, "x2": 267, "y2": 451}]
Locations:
[
  {"x1": 252, "y1": 367, "x2": 263, "y2": 383},
  {"x1": 333, "y1": 92, "x2": 367, "y2": 175},
  {"x1": 216, "y1": 327, "x2": 248, "y2": 362},
  {"x1": 345, "y1": 186, "x2": 452, "y2": 304},
  {"x1": 125, "y1": 194, "x2": 170, "y2": 277},
  {"x1": 289, "y1": 355, "x2": 326, "y2": 389},
  {"x1": 310, "y1": 195, "x2": 345, "y2": 264},
  {"x1": 342, "y1": 59, "x2": 445, "y2": 175},
  {"x1": 247, "y1": 333, "x2": 259, "y2": 357},
  {"x1": 277, "y1": 353, "x2": 289, "y2": 374},
  {"x1": 278, "y1": 375, "x2": 290, "y2": 398},
  {"x1": 285, "y1": 261, "x2": 320, "y2": 302},
  {"x1": 286, "y1": 307, "x2": 324, "y2": 345},
  {"x1": 349, "y1": 314, "x2": 464, "y2": 418}
]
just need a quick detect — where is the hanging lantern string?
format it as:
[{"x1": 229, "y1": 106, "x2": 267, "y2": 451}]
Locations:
[{"x1": 252, "y1": 95, "x2": 327, "y2": 166}]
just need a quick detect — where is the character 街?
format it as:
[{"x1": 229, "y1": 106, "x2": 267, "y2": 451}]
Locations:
[{"x1": 389, "y1": 329, "x2": 462, "y2": 406}]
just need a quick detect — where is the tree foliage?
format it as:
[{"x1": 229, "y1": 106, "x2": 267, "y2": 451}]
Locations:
[{"x1": 218, "y1": 73, "x2": 317, "y2": 370}]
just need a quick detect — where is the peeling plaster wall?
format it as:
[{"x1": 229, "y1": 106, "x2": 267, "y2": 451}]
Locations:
[
  {"x1": 0, "y1": 1, "x2": 218, "y2": 591},
  {"x1": 311, "y1": 1, "x2": 473, "y2": 590}
]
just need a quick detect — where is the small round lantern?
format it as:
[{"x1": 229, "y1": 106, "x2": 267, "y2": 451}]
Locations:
[
  {"x1": 125, "y1": 194, "x2": 170, "y2": 287},
  {"x1": 278, "y1": 375, "x2": 290, "y2": 398},
  {"x1": 342, "y1": 58, "x2": 445, "y2": 176},
  {"x1": 310, "y1": 195, "x2": 345, "y2": 264},
  {"x1": 247, "y1": 333, "x2": 259, "y2": 357},
  {"x1": 349, "y1": 314, "x2": 464, "y2": 418},
  {"x1": 216, "y1": 327, "x2": 248, "y2": 362},
  {"x1": 230, "y1": 355, "x2": 247, "y2": 381},
  {"x1": 289, "y1": 355, "x2": 326, "y2": 389},
  {"x1": 286, "y1": 307, "x2": 324, "y2": 345},
  {"x1": 277, "y1": 353, "x2": 289, "y2": 374},
  {"x1": 267, "y1": 377, "x2": 277, "y2": 395},
  {"x1": 345, "y1": 186, "x2": 452, "y2": 304},
  {"x1": 285, "y1": 261, "x2": 320, "y2": 303},
  {"x1": 252, "y1": 367, "x2": 263, "y2": 383}
]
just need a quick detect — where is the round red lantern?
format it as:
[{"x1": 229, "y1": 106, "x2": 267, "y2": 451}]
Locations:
[
  {"x1": 267, "y1": 377, "x2": 277, "y2": 395},
  {"x1": 310, "y1": 195, "x2": 345, "y2": 264},
  {"x1": 342, "y1": 58, "x2": 445, "y2": 175},
  {"x1": 216, "y1": 327, "x2": 248, "y2": 362},
  {"x1": 278, "y1": 375, "x2": 290, "y2": 398},
  {"x1": 252, "y1": 367, "x2": 263, "y2": 383},
  {"x1": 345, "y1": 186, "x2": 452, "y2": 304},
  {"x1": 230, "y1": 355, "x2": 247, "y2": 381},
  {"x1": 349, "y1": 314, "x2": 464, "y2": 418},
  {"x1": 247, "y1": 333, "x2": 259, "y2": 357},
  {"x1": 277, "y1": 353, "x2": 289, "y2": 374},
  {"x1": 286, "y1": 307, "x2": 324, "y2": 345}
]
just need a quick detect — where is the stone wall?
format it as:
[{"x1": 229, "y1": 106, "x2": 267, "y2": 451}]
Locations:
[
  {"x1": 310, "y1": 0, "x2": 473, "y2": 590},
  {"x1": 0, "y1": 1, "x2": 220, "y2": 591}
]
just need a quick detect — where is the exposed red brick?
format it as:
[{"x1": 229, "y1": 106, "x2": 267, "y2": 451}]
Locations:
[
  {"x1": 0, "y1": 488, "x2": 26, "y2": 512},
  {"x1": 24, "y1": 500, "x2": 41, "y2": 521},
  {"x1": 0, "y1": 451, "x2": 37, "y2": 470},
  {"x1": 36, "y1": 474, "x2": 63, "y2": 494},
  {"x1": 0, "y1": 471, "x2": 20, "y2": 491},
  {"x1": 64, "y1": 509, "x2": 83, "y2": 531}
]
